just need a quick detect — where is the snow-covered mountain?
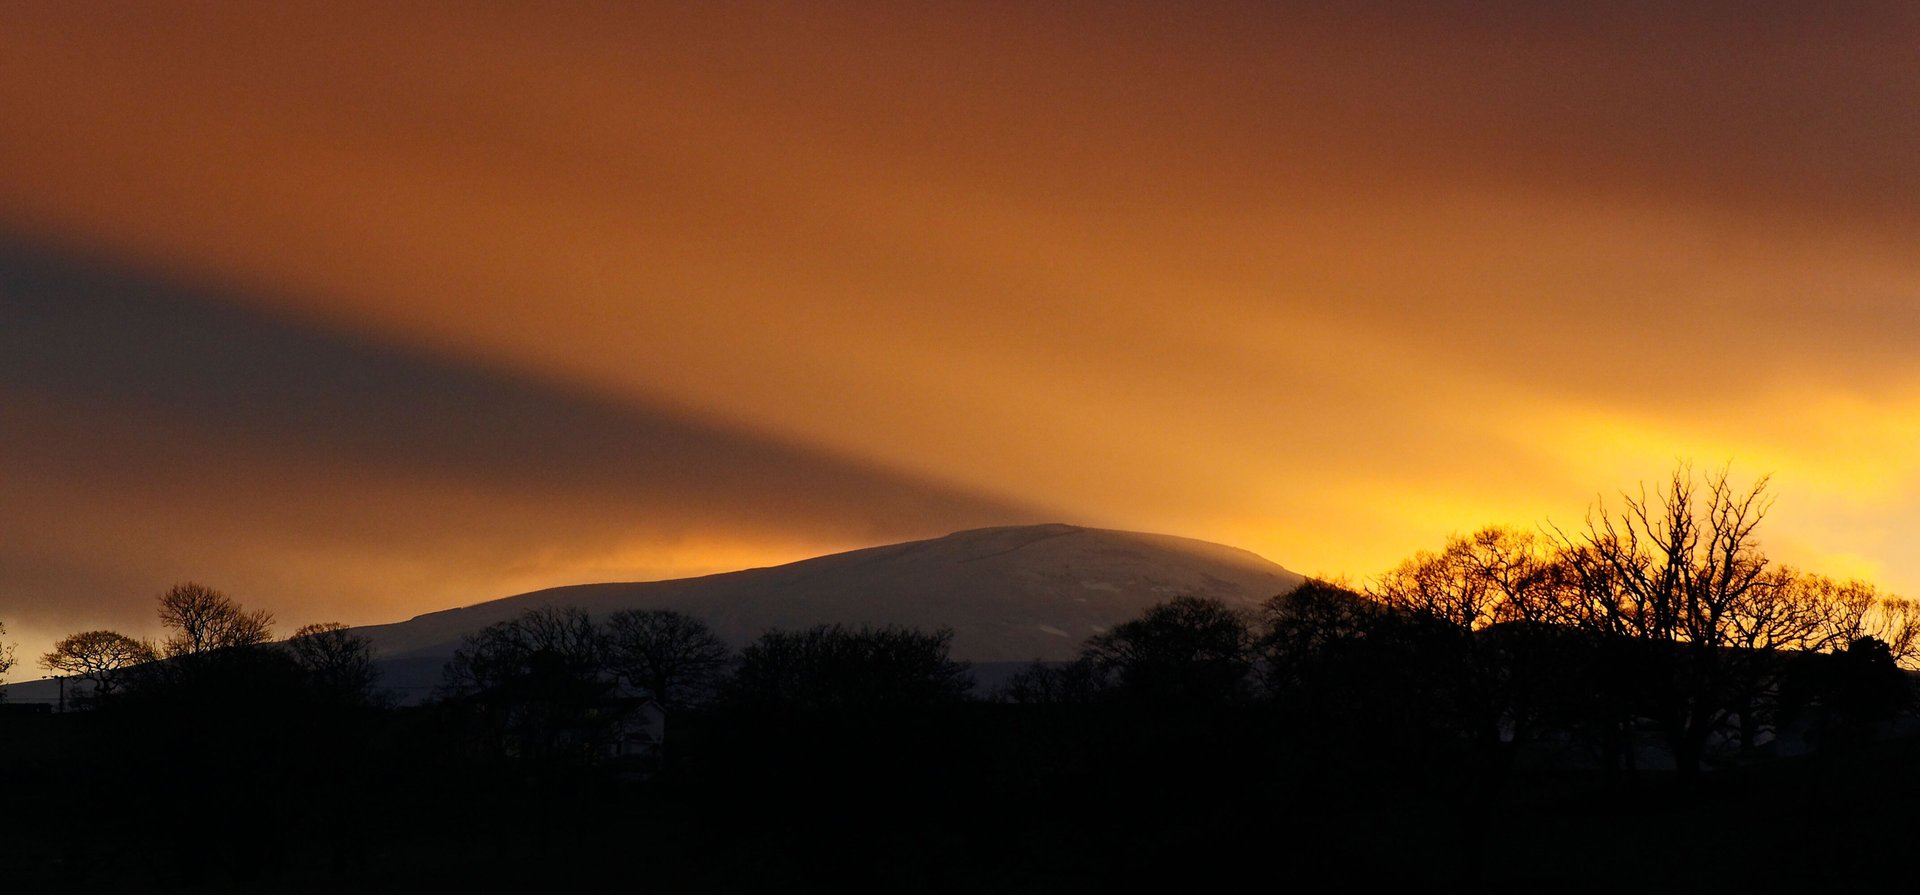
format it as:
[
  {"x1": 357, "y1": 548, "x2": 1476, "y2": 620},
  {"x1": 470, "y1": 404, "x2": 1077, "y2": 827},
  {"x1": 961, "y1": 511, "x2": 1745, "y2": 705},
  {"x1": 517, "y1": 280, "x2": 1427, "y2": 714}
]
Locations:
[
  {"x1": 0, "y1": 524, "x2": 1305, "y2": 704},
  {"x1": 360, "y1": 523, "x2": 1303, "y2": 667}
]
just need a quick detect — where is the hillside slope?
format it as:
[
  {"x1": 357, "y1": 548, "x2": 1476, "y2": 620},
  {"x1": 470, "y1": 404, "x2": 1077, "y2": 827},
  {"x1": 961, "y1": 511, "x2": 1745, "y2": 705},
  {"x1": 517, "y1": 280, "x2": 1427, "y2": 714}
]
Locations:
[{"x1": 359, "y1": 523, "x2": 1303, "y2": 665}]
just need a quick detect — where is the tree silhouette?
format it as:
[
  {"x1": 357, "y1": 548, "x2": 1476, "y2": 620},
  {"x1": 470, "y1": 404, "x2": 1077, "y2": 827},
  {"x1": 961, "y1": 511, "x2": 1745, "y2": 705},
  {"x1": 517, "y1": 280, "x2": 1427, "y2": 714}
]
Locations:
[
  {"x1": 1000, "y1": 657, "x2": 1108, "y2": 705},
  {"x1": 40, "y1": 630, "x2": 157, "y2": 698},
  {"x1": 286, "y1": 622, "x2": 381, "y2": 706},
  {"x1": 1553, "y1": 465, "x2": 1774, "y2": 779},
  {"x1": 1781, "y1": 636, "x2": 1911, "y2": 754},
  {"x1": 1082, "y1": 596, "x2": 1254, "y2": 704},
  {"x1": 442, "y1": 607, "x2": 615, "y2": 760},
  {"x1": 0, "y1": 620, "x2": 13, "y2": 691},
  {"x1": 1372, "y1": 527, "x2": 1568, "y2": 630},
  {"x1": 1825, "y1": 636, "x2": 1909, "y2": 726},
  {"x1": 443, "y1": 606, "x2": 602, "y2": 697},
  {"x1": 601, "y1": 609, "x2": 730, "y2": 709},
  {"x1": 1803, "y1": 576, "x2": 1920, "y2": 668},
  {"x1": 157, "y1": 582, "x2": 274, "y2": 657},
  {"x1": 1256, "y1": 578, "x2": 1385, "y2": 703},
  {"x1": 1368, "y1": 528, "x2": 1581, "y2": 779},
  {"x1": 731, "y1": 624, "x2": 971, "y2": 710}
]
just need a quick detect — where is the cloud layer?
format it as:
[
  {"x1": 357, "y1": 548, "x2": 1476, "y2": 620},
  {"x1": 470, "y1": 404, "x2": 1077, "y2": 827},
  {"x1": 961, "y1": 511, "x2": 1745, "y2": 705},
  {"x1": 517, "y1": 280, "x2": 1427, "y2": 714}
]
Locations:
[
  {"x1": 0, "y1": 242, "x2": 1039, "y2": 657},
  {"x1": 2, "y1": 3, "x2": 1918, "y2": 661}
]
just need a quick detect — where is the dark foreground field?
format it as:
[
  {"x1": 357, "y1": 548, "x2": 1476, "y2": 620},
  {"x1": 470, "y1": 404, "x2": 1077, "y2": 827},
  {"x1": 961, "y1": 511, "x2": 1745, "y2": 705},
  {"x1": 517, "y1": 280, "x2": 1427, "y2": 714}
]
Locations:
[{"x1": 5, "y1": 696, "x2": 1916, "y2": 892}]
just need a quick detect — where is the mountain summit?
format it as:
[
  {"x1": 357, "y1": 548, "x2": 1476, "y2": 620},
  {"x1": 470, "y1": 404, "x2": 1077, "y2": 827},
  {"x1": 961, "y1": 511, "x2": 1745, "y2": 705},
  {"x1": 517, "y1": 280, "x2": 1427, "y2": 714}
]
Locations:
[{"x1": 360, "y1": 524, "x2": 1303, "y2": 667}]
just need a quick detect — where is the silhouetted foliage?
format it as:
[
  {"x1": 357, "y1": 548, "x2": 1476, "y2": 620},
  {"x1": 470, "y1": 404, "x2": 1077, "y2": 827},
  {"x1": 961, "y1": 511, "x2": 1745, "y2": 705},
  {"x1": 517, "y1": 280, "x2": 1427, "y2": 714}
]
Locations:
[
  {"x1": 1366, "y1": 528, "x2": 1585, "y2": 781},
  {"x1": 1256, "y1": 578, "x2": 1380, "y2": 694},
  {"x1": 1082, "y1": 596, "x2": 1254, "y2": 704},
  {"x1": 442, "y1": 607, "x2": 618, "y2": 761},
  {"x1": 157, "y1": 582, "x2": 274, "y2": 657},
  {"x1": 444, "y1": 607, "x2": 600, "y2": 696},
  {"x1": 143, "y1": 636, "x2": 306, "y2": 696},
  {"x1": 1000, "y1": 657, "x2": 1109, "y2": 705},
  {"x1": 0, "y1": 619, "x2": 14, "y2": 691},
  {"x1": 1825, "y1": 636, "x2": 1910, "y2": 724},
  {"x1": 286, "y1": 622, "x2": 381, "y2": 706},
  {"x1": 1780, "y1": 636, "x2": 1911, "y2": 753},
  {"x1": 601, "y1": 608, "x2": 730, "y2": 709},
  {"x1": 17, "y1": 464, "x2": 1920, "y2": 889},
  {"x1": 40, "y1": 630, "x2": 157, "y2": 698},
  {"x1": 731, "y1": 624, "x2": 971, "y2": 710}
]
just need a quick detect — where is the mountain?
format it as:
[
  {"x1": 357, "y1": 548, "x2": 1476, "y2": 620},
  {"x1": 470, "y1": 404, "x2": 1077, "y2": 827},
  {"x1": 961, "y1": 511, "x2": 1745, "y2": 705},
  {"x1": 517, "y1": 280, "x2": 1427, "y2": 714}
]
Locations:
[
  {"x1": 359, "y1": 524, "x2": 1302, "y2": 677},
  {"x1": 0, "y1": 525, "x2": 1303, "y2": 704}
]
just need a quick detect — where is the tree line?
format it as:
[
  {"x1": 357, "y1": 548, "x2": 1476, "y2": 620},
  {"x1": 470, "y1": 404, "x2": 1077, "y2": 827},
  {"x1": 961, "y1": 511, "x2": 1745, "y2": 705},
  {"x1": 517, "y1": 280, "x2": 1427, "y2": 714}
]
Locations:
[
  {"x1": 11, "y1": 464, "x2": 1914, "y2": 782},
  {"x1": 375, "y1": 465, "x2": 1920, "y2": 784},
  {"x1": 6, "y1": 464, "x2": 1920, "y2": 886},
  {"x1": 21, "y1": 582, "x2": 377, "y2": 706},
  {"x1": 1009, "y1": 465, "x2": 1918, "y2": 783},
  {"x1": 12, "y1": 578, "x2": 972, "y2": 746}
]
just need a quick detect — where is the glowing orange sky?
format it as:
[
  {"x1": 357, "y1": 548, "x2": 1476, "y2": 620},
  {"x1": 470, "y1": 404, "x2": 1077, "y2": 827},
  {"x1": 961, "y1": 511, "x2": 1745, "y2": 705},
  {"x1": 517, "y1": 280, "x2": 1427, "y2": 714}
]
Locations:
[{"x1": 3, "y1": 3, "x2": 1919, "y2": 662}]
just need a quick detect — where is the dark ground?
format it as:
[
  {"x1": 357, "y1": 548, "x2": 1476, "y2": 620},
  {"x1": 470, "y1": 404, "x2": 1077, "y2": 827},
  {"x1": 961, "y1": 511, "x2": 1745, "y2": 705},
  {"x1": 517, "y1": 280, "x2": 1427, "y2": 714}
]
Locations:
[{"x1": 4, "y1": 700, "x2": 1917, "y2": 892}]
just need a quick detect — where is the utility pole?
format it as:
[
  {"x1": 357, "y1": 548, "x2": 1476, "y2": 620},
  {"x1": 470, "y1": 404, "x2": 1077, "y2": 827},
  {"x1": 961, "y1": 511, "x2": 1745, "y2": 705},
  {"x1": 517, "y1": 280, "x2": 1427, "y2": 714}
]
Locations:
[{"x1": 56, "y1": 675, "x2": 65, "y2": 713}]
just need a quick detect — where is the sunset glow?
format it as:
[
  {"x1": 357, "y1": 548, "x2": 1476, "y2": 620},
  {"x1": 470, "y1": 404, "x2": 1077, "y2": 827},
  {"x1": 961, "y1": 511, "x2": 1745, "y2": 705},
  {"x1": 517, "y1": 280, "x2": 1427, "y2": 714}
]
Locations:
[{"x1": 4, "y1": 3, "x2": 1919, "y2": 665}]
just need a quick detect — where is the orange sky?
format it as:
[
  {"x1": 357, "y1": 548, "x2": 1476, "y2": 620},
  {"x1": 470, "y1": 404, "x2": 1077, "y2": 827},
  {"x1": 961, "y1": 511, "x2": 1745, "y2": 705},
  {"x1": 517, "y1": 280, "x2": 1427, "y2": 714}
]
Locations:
[{"x1": 3, "y1": 3, "x2": 1919, "y2": 664}]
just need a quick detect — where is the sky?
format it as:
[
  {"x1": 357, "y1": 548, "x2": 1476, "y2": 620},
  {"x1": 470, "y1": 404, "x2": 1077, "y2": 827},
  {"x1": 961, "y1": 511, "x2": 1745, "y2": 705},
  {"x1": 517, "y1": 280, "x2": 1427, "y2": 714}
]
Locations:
[{"x1": 3, "y1": 2, "x2": 1919, "y2": 666}]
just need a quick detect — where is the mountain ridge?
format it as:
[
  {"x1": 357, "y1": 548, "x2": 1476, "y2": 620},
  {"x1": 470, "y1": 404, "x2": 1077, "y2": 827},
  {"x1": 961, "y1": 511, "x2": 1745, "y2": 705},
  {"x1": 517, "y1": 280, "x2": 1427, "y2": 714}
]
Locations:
[{"x1": 358, "y1": 523, "x2": 1303, "y2": 665}]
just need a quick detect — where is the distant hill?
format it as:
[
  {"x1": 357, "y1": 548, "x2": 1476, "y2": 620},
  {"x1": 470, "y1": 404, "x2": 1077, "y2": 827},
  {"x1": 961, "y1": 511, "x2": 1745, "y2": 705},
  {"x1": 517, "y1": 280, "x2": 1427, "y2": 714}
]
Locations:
[
  {"x1": 357, "y1": 524, "x2": 1301, "y2": 689},
  {"x1": 4, "y1": 524, "x2": 1305, "y2": 703}
]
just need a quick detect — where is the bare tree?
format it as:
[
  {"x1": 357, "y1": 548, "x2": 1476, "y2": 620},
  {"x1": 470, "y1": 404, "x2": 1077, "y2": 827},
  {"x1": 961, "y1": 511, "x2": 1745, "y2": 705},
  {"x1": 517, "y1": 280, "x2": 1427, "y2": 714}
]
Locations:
[
  {"x1": 1372, "y1": 542, "x2": 1502, "y2": 632},
  {"x1": 0, "y1": 620, "x2": 13, "y2": 690},
  {"x1": 443, "y1": 606, "x2": 602, "y2": 697},
  {"x1": 41, "y1": 630, "x2": 158, "y2": 697},
  {"x1": 1793, "y1": 575, "x2": 1920, "y2": 668},
  {"x1": 1712, "y1": 567, "x2": 1844, "y2": 753},
  {"x1": 601, "y1": 609, "x2": 730, "y2": 709},
  {"x1": 1365, "y1": 528, "x2": 1578, "y2": 779},
  {"x1": 1553, "y1": 464, "x2": 1774, "y2": 779},
  {"x1": 286, "y1": 622, "x2": 381, "y2": 705},
  {"x1": 1860, "y1": 597, "x2": 1920, "y2": 669},
  {"x1": 1373, "y1": 526, "x2": 1569, "y2": 630},
  {"x1": 441, "y1": 606, "x2": 615, "y2": 762},
  {"x1": 157, "y1": 582, "x2": 274, "y2": 657},
  {"x1": 1726, "y1": 567, "x2": 1841, "y2": 656}
]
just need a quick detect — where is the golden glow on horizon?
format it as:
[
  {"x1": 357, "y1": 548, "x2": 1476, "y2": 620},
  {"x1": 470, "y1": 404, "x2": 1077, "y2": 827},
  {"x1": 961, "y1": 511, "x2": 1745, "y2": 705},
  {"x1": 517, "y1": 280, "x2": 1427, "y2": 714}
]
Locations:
[{"x1": 3, "y1": 4, "x2": 1919, "y2": 667}]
